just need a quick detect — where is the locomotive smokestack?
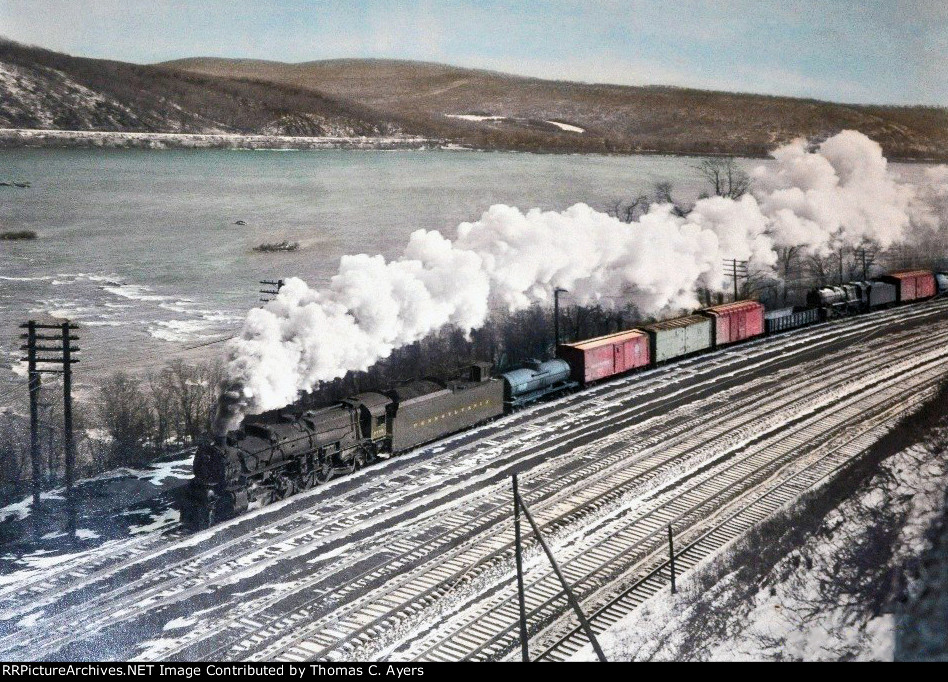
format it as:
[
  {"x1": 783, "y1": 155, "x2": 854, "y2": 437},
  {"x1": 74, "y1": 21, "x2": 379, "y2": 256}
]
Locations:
[{"x1": 213, "y1": 384, "x2": 248, "y2": 438}]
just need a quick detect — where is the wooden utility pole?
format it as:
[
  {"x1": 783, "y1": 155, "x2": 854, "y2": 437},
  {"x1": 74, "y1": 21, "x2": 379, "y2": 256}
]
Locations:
[
  {"x1": 61, "y1": 321, "x2": 75, "y2": 517},
  {"x1": 722, "y1": 259, "x2": 748, "y2": 302},
  {"x1": 511, "y1": 474, "x2": 607, "y2": 662},
  {"x1": 513, "y1": 475, "x2": 529, "y2": 662},
  {"x1": 25, "y1": 321, "x2": 40, "y2": 510},
  {"x1": 19, "y1": 320, "x2": 79, "y2": 526},
  {"x1": 553, "y1": 287, "x2": 567, "y2": 356},
  {"x1": 668, "y1": 525, "x2": 677, "y2": 595}
]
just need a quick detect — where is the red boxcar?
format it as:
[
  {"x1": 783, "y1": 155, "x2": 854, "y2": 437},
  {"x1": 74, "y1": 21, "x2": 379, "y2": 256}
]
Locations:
[
  {"x1": 700, "y1": 300, "x2": 765, "y2": 347},
  {"x1": 878, "y1": 271, "x2": 936, "y2": 302},
  {"x1": 558, "y1": 329, "x2": 651, "y2": 384}
]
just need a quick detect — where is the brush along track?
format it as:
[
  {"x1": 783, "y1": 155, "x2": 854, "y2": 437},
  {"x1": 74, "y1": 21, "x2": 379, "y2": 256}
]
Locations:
[
  {"x1": 411, "y1": 355, "x2": 945, "y2": 661},
  {"x1": 193, "y1": 320, "x2": 948, "y2": 661},
  {"x1": 0, "y1": 301, "x2": 945, "y2": 660}
]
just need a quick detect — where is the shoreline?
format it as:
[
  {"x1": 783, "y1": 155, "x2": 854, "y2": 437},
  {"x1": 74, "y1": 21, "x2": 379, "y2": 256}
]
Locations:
[
  {"x1": 2, "y1": 128, "x2": 945, "y2": 163},
  {"x1": 0, "y1": 128, "x2": 443, "y2": 151}
]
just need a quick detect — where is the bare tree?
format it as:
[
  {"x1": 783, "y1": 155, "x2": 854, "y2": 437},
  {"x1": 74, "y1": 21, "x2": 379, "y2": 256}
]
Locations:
[
  {"x1": 94, "y1": 372, "x2": 154, "y2": 468},
  {"x1": 653, "y1": 181, "x2": 688, "y2": 217},
  {"x1": 806, "y1": 253, "x2": 836, "y2": 287},
  {"x1": 694, "y1": 157, "x2": 751, "y2": 200},
  {"x1": 607, "y1": 194, "x2": 651, "y2": 223}
]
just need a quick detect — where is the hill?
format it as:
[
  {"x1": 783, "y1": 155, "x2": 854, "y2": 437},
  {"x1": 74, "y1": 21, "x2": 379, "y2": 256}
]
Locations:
[
  {"x1": 0, "y1": 41, "x2": 401, "y2": 139},
  {"x1": 2, "y1": 39, "x2": 947, "y2": 159},
  {"x1": 164, "y1": 57, "x2": 948, "y2": 159}
]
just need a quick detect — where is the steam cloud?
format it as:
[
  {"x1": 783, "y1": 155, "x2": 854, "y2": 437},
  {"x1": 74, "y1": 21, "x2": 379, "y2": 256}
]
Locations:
[{"x1": 216, "y1": 131, "x2": 947, "y2": 432}]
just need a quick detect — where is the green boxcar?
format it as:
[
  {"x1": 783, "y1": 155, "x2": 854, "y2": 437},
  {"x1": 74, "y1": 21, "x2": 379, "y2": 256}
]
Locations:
[{"x1": 641, "y1": 314, "x2": 714, "y2": 364}]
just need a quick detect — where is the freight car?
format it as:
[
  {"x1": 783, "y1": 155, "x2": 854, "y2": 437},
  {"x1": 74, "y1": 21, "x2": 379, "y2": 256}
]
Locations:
[
  {"x1": 764, "y1": 307, "x2": 822, "y2": 334},
  {"x1": 558, "y1": 329, "x2": 650, "y2": 385},
  {"x1": 700, "y1": 301, "x2": 765, "y2": 347},
  {"x1": 184, "y1": 270, "x2": 945, "y2": 528},
  {"x1": 500, "y1": 359, "x2": 577, "y2": 408},
  {"x1": 936, "y1": 273, "x2": 948, "y2": 296},
  {"x1": 877, "y1": 270, "x2": 937, "y2": 303},
  {"x1": 641, "y1": 315, "x2": 714, "y2": 364}
]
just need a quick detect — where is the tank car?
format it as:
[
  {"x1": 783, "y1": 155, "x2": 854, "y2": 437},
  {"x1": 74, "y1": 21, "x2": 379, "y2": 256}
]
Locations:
[{"x1": 500, "y1": 358, "x2": 577, "y2": 407}]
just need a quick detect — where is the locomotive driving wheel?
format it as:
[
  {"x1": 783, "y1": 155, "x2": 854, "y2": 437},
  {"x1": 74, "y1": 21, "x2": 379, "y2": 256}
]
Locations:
[
  {"x1": 315, "y1": 458, "x2": 333, "y2": 484},
  {"x1": 272, "y1": 474, "x2": 296, "y2": 501}
]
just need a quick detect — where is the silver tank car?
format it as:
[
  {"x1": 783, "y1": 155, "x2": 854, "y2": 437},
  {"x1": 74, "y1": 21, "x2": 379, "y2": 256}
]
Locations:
[{"x1": 500, "y1": 359, "x2": 576, "y2": 408}]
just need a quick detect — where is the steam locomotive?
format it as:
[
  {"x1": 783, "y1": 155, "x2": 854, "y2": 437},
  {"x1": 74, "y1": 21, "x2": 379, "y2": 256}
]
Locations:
[{"x1": 180, "y1": 269, "x2": 946, "y2": 528}]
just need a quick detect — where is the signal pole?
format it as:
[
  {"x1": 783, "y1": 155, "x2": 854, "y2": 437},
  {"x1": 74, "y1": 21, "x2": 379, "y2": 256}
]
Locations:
[{"x1": 722, "y1": 259, "x2": 749, "y2": 301}]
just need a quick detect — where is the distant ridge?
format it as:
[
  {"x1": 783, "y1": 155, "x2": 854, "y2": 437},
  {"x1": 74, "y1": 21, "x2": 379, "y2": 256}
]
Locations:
[{"x1": 2, "y1": 39, "x2": 947, "y2": 159}]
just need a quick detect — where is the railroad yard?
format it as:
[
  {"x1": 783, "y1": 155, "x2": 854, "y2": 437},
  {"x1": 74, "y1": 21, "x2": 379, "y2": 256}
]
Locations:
[{"x1": 1, "y1": 300, "x2": 948, "y2": 661}]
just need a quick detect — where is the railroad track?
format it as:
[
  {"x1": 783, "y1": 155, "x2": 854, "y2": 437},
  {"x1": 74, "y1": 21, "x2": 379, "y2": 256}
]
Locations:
[
  {"x1": 205, "y1": 318, "x2": 948, "y2": 661},
  {"x1": 0, "y1": 300, "x2": 934, "y2": 618},
  {"x1": 414, "y1": 356, "x2": 945, "y2": 661},
  {"x1": 531, "y1": 379, "x2": 940, "y2": 661},
  {"x1": 348, "y1": 339, "x2": 948, "y2": 661},
  {"x1": 0, "y1": 300, "x2": 945, "y2": 660}
]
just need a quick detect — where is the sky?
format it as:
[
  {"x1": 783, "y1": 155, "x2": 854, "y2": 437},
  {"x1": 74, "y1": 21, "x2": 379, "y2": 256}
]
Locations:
[{"x1": 0, "y1": 0, "x2": 945, "y2": 106}]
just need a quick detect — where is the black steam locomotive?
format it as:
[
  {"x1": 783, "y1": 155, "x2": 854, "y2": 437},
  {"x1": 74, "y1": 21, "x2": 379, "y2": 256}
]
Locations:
[{"x1": 182, "y1": 363, "x2": 508, "y2": 527}]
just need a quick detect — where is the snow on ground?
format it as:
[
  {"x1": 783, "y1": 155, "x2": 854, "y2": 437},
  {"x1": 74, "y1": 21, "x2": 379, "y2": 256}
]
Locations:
[
  {"x1": 572, "y1": 431, "x2": 948, "y2": 661},
  {"x1": 444, "y1": 114, "x2": 506, "y2": 122},
  {"x1": 444, "y1": 114, "x2": 584, "y2": 132},
  {"x1": 546, "y1": 120, "x2": 585, "y2": 133},
  {"x1": 0, "y1": 451, "x2": 192, "y2": 524},
  {"x1": 0, "y1": 128, "x2": 434, "y2": 150}
]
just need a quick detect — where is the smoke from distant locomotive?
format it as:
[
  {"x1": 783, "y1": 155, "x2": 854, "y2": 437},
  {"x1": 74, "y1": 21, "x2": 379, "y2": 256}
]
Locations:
[{"x1": 215, "y1": 131, "x2": 946, "y2": 431}]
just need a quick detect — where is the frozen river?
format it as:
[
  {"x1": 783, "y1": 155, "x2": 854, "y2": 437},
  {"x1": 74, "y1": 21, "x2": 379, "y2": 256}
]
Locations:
[{"x1": 0, "y1": 148, "x2": 932, "y2": 407}]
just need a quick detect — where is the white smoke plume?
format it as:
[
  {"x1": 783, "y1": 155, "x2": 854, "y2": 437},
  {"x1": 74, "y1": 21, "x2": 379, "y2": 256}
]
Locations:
[
  {"x1": 217, "y1": 131, "x2": 947, "y2": 429},
  {"x1": 752, "y1": 130, "x2": 917, "y2": 253}
]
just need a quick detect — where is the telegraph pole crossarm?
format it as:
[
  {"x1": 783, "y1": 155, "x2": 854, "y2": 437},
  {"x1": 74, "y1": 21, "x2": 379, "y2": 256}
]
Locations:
[{"x1": 259, "y1": 278, "x2": 285, "y2": 303}]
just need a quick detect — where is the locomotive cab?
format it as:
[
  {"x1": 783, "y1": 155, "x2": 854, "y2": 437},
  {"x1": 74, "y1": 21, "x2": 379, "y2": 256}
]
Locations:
[{"x1": 346, "y1": 392, "x2": 393, "y2": 444}]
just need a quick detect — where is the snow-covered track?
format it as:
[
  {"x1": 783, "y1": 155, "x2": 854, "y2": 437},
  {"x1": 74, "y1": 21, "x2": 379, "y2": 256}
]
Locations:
[
  {"x1": 383, "y1": 338, "x2": 948, "y2": 660},
  {"x1": 198, "y1": 309, "x2": 948, "y2": 662},
  {"x1": 0, "y1": 300, "x2": 946, "y2": 661},
  {"x1": 531, "y1": 375, "x2": 941, "y2": 661}
]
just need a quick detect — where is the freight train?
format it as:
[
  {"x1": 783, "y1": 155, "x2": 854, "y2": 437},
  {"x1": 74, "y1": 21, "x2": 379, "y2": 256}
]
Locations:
[{"x1": 181, "y1": 269, "x2": 946, "y2": 527}]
